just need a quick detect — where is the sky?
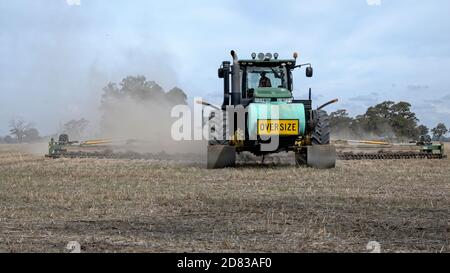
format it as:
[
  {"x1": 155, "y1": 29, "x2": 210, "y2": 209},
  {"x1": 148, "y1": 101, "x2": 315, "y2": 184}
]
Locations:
[{"x1": 1, "y1": 0, "x2": 450, "y2": 135}]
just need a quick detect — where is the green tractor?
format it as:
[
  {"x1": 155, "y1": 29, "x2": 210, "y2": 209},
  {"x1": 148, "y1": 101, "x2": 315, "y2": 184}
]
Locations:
[
  {"x1": 206, "y1": 51, "x2": 337, "y2": 169},
  {"x1": 46, "y1": 134, "x2": 78, "y2": 158}
]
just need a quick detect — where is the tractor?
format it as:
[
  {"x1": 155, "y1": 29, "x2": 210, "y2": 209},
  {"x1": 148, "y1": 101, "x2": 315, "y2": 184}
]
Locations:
[
  {"x1": 45, "y1": 134, "x2": 112, "y2": 158},
  {"x1": 45, "y1": 134, "x2": 78, "y2": 158},
  {"x1": 206, "y1": 51, "x2": 337, "y2": 169}
]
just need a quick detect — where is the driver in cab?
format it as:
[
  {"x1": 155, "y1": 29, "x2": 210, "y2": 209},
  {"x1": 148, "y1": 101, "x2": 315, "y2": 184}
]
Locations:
[{"x1": 258, "y1": 72, "x2": 272, "y2": 88}]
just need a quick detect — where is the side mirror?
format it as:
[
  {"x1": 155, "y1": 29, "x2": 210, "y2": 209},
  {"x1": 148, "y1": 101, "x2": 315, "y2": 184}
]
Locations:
[
  {"x1": 218, "y1": 68, "x2": 224, "y2": 78},
  {"x1": 306, "y1": 67, "x2": 313, "y2": 78}
]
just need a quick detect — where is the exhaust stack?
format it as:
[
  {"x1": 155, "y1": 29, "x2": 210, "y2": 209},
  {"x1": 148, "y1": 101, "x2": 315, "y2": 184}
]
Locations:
[
  {"x1": 230, "y1": 50, "x2": 241, "y2": 106},
  {"x1": 222, "y1": 61, "x2": 231, "y2": 107}
]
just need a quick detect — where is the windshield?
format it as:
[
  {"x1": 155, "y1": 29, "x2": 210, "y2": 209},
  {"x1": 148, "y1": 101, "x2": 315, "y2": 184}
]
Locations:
[{"x1": 246, "y1": 66, "x2": 288, "y2": 90}]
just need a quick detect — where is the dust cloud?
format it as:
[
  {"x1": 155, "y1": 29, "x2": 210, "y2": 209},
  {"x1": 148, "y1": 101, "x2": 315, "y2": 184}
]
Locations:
[
  {"x1": 331, "y1": 126, "x2": 398, "y2": 141},
  {"x1": 98, "y1": 86, "x2": 206, "y2": 155}
]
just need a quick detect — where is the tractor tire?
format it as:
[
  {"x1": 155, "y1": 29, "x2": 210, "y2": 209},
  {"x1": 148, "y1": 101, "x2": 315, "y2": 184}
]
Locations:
[
  {"x1": 59, "y1": 134, "x2": 69, "y2": 143},
  {"x1": 311, "y1": 110, "x2": 331, "y2": 145},
  {"x1": 307, "y1": 110, "x2": 336, "y2": 169}
]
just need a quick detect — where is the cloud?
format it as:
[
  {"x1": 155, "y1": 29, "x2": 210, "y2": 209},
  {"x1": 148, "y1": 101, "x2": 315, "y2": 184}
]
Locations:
[
  {"x1": 427, "y1": 94, "x2": 450, "y2": 103},
  {"x1": 348, "y1": 92, "x2": 379, "y2": 103},
  {"x1": 413, "y1": 97, "x2": 450, "y2": 126},
  {"x1": 442, "y1": 94, "x2": 450, "y2": 100},
  {"x1": 66, "y1": 0, "x2": 80, "y2": 6},
  {"x1": 424, "y1": 99, "x2": 443, "y2": 104},
  {"x1": 366, "y1": 0, "x2": 382, "y2": 6},
  {"x1": 407, "y1": 84, "x2": 429, "y2": 91}
]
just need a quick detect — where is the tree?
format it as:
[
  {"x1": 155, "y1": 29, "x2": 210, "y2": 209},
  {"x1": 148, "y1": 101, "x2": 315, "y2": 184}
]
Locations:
[
  {"x1": 101, "y1": 75, "x2": 187, "y2": 105},
  {"x1": 389, "y1": 101, "x2": 419, "y2": 139},
  {"x1": 9, "y1": 118, "x2": 31, "y2": 143},
  {"x1": 355, "y1": 101, "x2": 419, "y2": 139},
  {"x1": 3, "y1": 135, "x2": 15, "y2": 144},
  {"x1": 63, "y1": 118, "x2": 89, "y2": 139},
  {"x1": 120, "y1": 75, "x2": 165, "y2": 101},
  {"x1": 329, "y1": 109, "x2": 356, "y2": 137},
  {"x1": 23, "y1": 128, "x2": 41, "y2": 142},
  {"x1": 416, "y1": 125, "x2": 429, "y2": 136},
  {"x1": 165, "y1": 87, "x2": 187, "y2": 106},
  {"x1": 355, "y1": 101, "x2": 394, "y2": 138},
  {"x1": 329, "y1": 110, "x2": 353, "y2": 128},
  {"x1": 101, "y1": 75, "x2": 166, "y2": 103},
  {"x1": 99, "y1": 75, "x2": 188, "y2": 136},
  {"x1": 431, "y1": 123, "x2": 448, "y2": 141}
]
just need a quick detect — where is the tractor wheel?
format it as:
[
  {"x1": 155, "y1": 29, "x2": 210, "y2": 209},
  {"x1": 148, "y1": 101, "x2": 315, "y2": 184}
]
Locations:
[
  {"x1": 307, "y1": 110, "x2": 336, "y2": 169},
  {"x1": 311, "y1": 110, "x2": 331, "y2": 145},
  {"x1": 59, "y1": 134, "x2": 69, "y2": 143}
]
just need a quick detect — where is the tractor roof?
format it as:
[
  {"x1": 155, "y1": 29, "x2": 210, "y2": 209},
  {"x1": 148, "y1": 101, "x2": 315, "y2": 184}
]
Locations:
[{"x1": 238, "y1": 59, "x2": 297, "y2": 67}]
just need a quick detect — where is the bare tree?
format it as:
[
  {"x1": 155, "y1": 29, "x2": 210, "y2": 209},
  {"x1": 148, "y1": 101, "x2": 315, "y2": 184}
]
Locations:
[{"x1": 9, "y1": 118, "x2": 31, "y2": 143}]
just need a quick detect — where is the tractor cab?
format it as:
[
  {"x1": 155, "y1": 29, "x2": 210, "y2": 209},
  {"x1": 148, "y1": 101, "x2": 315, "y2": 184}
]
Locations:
[
  {"x1": 218, "y1": 52, "x2": 313, "y2": 108},
  {"x1": 238, "y1": 56, "x2": 295, "y2": 101}
]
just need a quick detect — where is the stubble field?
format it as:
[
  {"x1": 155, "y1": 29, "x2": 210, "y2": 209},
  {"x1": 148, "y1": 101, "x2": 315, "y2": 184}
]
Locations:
[{"x1": 0, "y1": 144, "x2": 448, "y2": 253}]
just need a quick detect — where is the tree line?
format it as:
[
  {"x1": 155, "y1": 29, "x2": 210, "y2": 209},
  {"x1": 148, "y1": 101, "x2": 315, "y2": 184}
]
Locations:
[
  {"x1": 329, "y1": 101, "x2": 449, "y2": 141},
  {"x1": 1, "y1": 78, "x2": 447, "y2": 143},
  {"x1": 0, "y1": 117, "x2": 91, "y2": 144}
]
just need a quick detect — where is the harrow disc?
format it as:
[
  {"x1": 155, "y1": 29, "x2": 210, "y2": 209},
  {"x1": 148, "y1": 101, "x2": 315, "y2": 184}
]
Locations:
[{"x1": 337, "y1": 152, "x2": 444, "y2": 161}]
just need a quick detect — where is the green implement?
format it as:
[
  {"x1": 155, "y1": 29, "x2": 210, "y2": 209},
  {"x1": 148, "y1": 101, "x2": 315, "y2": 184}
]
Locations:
[
  {"x1": 46, "y1": 134, "x2": 112, "y2": 158},
  {"x1": 335, "y1": 140, "x2": 446, "y2": 160}
]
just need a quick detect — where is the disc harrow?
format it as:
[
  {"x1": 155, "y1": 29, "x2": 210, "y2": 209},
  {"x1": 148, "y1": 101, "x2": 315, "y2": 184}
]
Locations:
[{"x1": 337, "y1": 152, "x2": 445, "y2": 161}]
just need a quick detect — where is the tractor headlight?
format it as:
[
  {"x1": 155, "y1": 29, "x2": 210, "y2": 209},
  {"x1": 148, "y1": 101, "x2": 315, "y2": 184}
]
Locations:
[
  {"x1": 274, "y1": 53, "x2": 279, "y2": 59},
  {"x1": 257, "y1": 53, "x2": 265, "y2": 60},
  {"x1": 265, "y1": 53, "x2": 273, "y2": 60},
  {"x1": 251, "y1": 53, "x2": 257, "y2": 59}
]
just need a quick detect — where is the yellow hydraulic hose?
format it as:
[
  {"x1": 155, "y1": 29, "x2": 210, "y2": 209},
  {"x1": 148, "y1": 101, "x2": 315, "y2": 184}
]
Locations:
[
  {"x1": 347, "y1": 140, "x2": 390, "y2": 145},
  {"x1": 81, "y1": 139, "x2": 112, "y2": 146}
]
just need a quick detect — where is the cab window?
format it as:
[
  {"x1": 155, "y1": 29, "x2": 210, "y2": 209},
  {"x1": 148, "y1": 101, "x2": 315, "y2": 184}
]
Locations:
[{"x1": 246, "y1": 66, "x2": 287, "y2": 90}]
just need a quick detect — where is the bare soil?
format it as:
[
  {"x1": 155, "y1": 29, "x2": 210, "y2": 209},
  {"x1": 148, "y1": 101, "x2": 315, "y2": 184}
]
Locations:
[{"x1": 0, "y1": 144, "x2": 449, "y2": 253}]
